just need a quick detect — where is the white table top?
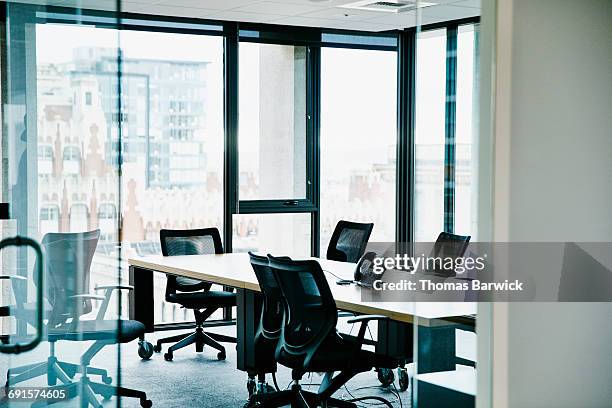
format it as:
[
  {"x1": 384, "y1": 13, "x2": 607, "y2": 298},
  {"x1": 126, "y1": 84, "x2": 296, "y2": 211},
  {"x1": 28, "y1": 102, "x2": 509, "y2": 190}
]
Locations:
[{"x1": 128, "y1": 252, "x2": 476, "y2": 326}]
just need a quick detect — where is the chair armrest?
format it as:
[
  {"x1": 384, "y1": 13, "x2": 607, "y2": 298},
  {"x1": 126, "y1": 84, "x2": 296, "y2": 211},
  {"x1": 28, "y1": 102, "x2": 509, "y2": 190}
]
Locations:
[
  {"x1": 347, "y1": 314, "x2": 388, "y2": 324},
  {"x1": 93, "y1": 286, "x2": 132, "y2": 321},
  {"x1": 0, "y1": 274, "x2": 27, "y2": 281},
  {"x1": 94, "y1": 285, "x2": 134, "y2": 291},
  {"x1": 347, "y1": 315, "x2": 389, "y2": 355},
  {"x1": 69, "y1": 294, "x2": 106, "y2": 301}
]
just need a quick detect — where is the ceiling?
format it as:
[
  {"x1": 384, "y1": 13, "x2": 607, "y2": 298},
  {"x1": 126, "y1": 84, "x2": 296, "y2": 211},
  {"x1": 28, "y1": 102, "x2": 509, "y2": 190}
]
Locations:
[{"x1": 9, "y1": 0, "x2": 480, "y2": 32}]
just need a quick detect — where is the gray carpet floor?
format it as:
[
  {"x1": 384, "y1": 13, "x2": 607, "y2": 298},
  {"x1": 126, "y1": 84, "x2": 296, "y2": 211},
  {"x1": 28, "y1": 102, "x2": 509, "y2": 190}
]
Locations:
[{"x1": 1, "y1": 324, "x2": 412, "y2": 408}]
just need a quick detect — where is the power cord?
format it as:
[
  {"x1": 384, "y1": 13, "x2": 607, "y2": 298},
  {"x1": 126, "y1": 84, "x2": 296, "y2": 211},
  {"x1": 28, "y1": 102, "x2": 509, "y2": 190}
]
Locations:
[
  {"x1": 343, "y1": 385, "x2": 396, "y2": 408},
  {"x1": 347, "y1": 396, "x2": 394, "y2": 408},
  {"x1": 323, "y1": 269, "x2": 345, "y2": 281}
]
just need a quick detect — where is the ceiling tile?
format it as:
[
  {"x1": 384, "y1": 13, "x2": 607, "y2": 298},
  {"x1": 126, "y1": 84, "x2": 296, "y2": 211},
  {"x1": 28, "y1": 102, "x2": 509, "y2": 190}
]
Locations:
[
  {"x1": 235, "y1": 1, "x2": 322, "y2": 16},
  {"x1": 280, "y1": 0, "x2": 356, "y2": 6},
  {"x1": 208, "y1": 9, "x2": 285, "y2": 23},
  {"x1": 157, "y1": 0, "x2": 256, "y2": 10},
  {"x1": 299, "y1": 6, "x2": 384, "y2": 21},
  {"x1": 366, "y1": 10, "x2": 417, "y2": 27},
  {"x1": 272, "y1": 15, "x2": 337, "y2": 28}
]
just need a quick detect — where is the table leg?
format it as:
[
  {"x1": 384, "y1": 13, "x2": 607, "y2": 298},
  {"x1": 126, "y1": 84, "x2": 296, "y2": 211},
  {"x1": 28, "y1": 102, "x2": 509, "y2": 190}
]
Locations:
[
  {"x1": 236, "y1": 288, "x2": 263, "y2": 372},
  {"x1": 377, "y1": 319, "x2": 456, "y2": 374},
  {"x1": 415, "y1": 325, "x2": 456, "y2": 374},
  {"x1": 129, "y1": 266, "x2": 155, "y2": 333}
]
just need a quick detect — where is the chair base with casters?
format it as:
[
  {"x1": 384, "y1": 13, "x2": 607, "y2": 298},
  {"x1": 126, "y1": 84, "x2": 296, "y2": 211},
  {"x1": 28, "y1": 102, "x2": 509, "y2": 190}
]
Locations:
[
  {"x1": 37, "y1": 321, "x2": 152, "y2": 408},
  {"x1": 244, "y1": 371, "x2": 365, "y2": 408},
  {"x1": 5, "y1": 341, "x2": 112, "y2": 388},
  {"x1": 153, "y1": 299, "x2": 236, "y2": 361},
  {"x1": 157, "y1": 227, "x2": 237, "y2": 361},
  {"x1": 244, "y1": 319, "x2": 403, "y2": 408},
  {"x1": 244, "y1": 337, "x2": 278, "y2": 398}
]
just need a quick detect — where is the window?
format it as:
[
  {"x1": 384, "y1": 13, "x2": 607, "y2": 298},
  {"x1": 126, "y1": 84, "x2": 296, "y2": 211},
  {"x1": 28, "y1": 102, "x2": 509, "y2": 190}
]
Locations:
[
  {"x1": 39, "y1": 205, "x2": 60, "y2": 235},
  {"x1": 98, "y1": 203, "x2": 117, "y2": 242},
  {"x1": 117, "y1": 30, "x2": 225, "y2": 324},
  {"x1": 232, "y1": 213, "x2": 311, "y2": 257},
  {"x1": 320, "y1": 48, "x2": 397, "y2": 250},
  {"x1": 238, "y1": 43, "x2": 308, "y2": 201},
  {"x1": 36, "y1": 24, "x2": 225, "y2": 324},
  {"x1": 38, "y1": 144, "x2": 54, "y2": 175},
  {"x1": 455, "y1": 24, "x2": 479, "y2": 237},
  {"x1": 415, "y1": 29, "x2": 447, "y2": 241},
  {"x1": 69, "y1": 203, "x2": 89, "y2": 232}
]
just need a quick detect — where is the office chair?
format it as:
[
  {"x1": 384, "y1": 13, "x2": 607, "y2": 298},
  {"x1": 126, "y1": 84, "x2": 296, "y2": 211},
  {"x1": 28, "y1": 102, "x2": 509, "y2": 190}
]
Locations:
[
  {"x1": 429, "y1": 232, "x2": 471, "y2": 276},
  {"x1": 155, "y1": 228, "x2": 236, "y2": 361},
  {"x1": 6, "y1": 231, "x2": 112, "y2": 387},
  {"x1": 327, "y1": 220, "x2": 374, "y2": 263},
  {"x1": 6, "y1": 230, "x2": 152, "y2": 408},
  {"x1": 245, "y1": 252, "x2": 289, "y2": 397},
  {"x1": 245, "y1": 255, "x2": 401, "y2": 408}
]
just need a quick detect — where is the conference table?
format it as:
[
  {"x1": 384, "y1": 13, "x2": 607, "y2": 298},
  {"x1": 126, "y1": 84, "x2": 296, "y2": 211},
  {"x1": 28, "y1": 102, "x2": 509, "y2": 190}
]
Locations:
[{"x1": 128, "y1": 253, "x2": 476, "y2": 374}]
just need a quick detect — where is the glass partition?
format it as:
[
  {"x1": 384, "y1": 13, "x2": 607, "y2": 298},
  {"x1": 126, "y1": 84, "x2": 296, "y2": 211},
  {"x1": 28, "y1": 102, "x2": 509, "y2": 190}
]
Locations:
[
  {"x1": 412, "y1": 14, "x2": 481, "y2": 408},
  {"x1": 1, "y1": 2, "x2": 129, "y2": 408}
]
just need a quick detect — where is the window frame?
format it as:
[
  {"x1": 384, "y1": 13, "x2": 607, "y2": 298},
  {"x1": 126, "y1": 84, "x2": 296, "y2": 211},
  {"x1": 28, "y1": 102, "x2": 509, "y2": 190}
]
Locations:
[{"x1": 7, "y1": 1, "x2": 480, "y2": 330}]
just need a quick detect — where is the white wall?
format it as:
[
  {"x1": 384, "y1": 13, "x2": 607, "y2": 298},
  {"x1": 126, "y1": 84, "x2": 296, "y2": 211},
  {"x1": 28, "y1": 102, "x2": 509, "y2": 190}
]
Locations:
[{"x1": 490, "y1": 0, "x2": 612, "y2": 406}]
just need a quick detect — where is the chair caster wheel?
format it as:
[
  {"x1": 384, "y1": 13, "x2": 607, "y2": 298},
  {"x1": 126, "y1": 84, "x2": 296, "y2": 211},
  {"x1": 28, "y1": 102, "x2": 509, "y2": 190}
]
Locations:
[
  {"x1": 164, "y1": 352, "x2": 173, "y2": 361},
  {"x1": 377, "y1": 368, "x2": 395, "y2": 387},
  {"x1": 398, "y1": 368, "x2": 409, "y2": 391},
  {"x1": 217, "y1": 351, "x2": 226, "y2": 360},
  {"x1": 102, "y1": 375, "x2": 112, "y2": 385},
  {"x1": 247, "y1": 378, "x2": 256, "y2": 397},
  {"x1": 102, "y1": 392, "x2": 112, "y2": 400},
  {"x1": 153, "y1": 344, "x2": 162, "y2": 353},
  {"x1": 140, "y1": 399, "x2": 153, "y2": 408},
  {"x1": 138, "y1": 341, "x2": 154, "y2": 360}
]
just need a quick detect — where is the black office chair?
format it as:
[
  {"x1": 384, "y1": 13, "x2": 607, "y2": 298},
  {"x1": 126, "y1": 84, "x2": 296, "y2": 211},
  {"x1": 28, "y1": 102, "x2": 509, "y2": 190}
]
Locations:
[
  {"x1": 327, "y1": 220, "x2": 374, "y2": 263},
  {"x1": 156, "y1": 228, "x2": 236, "y2": 361},
  {"x1": 245, "y1": 252, "x2": 288, "y2": 397},
  {"x1": 429, "y1": 232, "x2": 471, "y2": 276},
  {"x1": 246, "y1": 255, "x2": 401, "y2": 408},
  {"x1": 7, "y1": 230, "x2": 152, "y2": 408}
]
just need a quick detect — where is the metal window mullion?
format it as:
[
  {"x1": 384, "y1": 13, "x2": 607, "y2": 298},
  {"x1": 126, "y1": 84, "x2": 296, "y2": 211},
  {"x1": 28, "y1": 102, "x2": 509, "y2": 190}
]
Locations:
[
  {"x1": 222, "y1": 23, "x2": 239, "y2": 321},
  {"x1": 397, "y1": 28, "x2": 416, "y2": 245},
  {"x1": 224, "y1": 23, "x2": 239, "y2": 254},
  {"x1": 308, "y1": 46, "x2": 321, "y2": 257},
  {"x1": 443, "y1": 25, "x2": 458, "y2": 234}
]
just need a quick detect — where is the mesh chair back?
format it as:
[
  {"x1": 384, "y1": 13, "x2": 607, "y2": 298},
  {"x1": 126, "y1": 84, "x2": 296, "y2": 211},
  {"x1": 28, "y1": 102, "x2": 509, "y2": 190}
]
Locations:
[
  {"x1": 267, "y1": 255, "x2": 337, "y2": 369},
  {"x1": 36, "y1": 230, "x2": 100, "y2": 324},
  {"x1": 326, "y1": 220, "x2": 374, "y2": 263},
  {"x1": 429, "y1": 232, "x2": 471, "y2": 275},
  {"x1": 159, "y1": 228, "x2": 223, "y2": 292},
  {"x1": 248, "y1": 252, "x2": 285, "y2": 340},
  {"x1": 432, "y1": 232, "x2": 471, "y2": 259}
]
